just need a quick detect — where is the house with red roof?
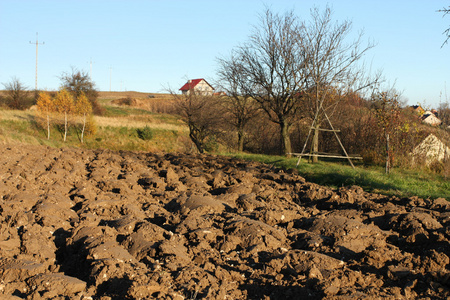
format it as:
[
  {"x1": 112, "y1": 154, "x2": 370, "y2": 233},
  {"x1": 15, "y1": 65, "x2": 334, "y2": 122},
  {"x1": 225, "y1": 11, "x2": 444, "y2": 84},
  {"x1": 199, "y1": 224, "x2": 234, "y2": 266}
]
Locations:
[{"x1": 179, "y1": 79, "x2": 214, "y2": 95}]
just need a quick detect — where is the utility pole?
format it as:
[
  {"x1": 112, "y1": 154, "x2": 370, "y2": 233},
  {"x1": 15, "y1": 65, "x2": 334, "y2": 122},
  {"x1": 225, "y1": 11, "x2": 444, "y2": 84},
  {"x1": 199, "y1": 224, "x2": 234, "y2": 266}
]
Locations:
[
  {"x1": 29, "y1": 32, "x2": 44, "y2": 91},
  {"x1": 109, "y1": 66, "x2": 112, "y2": 92}
]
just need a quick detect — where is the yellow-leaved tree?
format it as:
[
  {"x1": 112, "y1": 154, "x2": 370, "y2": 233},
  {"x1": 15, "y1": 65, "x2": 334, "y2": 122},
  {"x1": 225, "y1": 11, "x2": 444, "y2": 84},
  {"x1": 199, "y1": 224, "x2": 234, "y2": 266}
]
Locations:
[
  {"x1": 54, "y1": 89, "x2": 74, "y2": 142},
  {"x1": 74, "y1": 92, "x2": 93, "y2": 143},
  {"x1": 36, "y1": 91, "x2": 54, "y2": 140}
]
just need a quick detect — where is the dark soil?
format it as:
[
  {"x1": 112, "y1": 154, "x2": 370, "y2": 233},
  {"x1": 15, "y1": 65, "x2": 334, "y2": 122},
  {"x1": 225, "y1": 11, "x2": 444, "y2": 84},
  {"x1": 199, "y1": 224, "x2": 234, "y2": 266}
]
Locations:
[{"x1": 0, "y1": 144, "x2": 449, "y2": 299}]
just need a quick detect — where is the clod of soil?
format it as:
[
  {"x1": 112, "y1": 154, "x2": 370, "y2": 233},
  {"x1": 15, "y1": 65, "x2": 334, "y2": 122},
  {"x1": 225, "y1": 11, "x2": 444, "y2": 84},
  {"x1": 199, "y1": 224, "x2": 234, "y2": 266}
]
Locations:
[{"x1": 0, "y1": 144, "x2": 449, "y2": 299}]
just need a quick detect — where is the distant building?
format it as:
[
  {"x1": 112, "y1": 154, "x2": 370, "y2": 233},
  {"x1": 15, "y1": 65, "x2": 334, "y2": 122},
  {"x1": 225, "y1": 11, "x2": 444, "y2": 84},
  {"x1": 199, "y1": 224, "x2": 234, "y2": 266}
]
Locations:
[
  {"x1": 411, "y1": 105, "x2": 425, "y2": 115},
  {"x1": 179, "y1": 79, "x2": 214, "y2": 96},
  {"x1": 412, "y1": 134, "x2": 450, "y2": 165},
  {"x1": 421, "y1": 111, "x2": 442, "y2": 126}
]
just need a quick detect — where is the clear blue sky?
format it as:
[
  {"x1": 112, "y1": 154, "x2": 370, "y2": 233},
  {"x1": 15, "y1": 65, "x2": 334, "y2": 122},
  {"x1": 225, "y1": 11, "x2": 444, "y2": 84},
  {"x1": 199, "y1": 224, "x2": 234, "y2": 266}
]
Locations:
[{"x1": 1, "y1": 0, "x2": 449, "y2": 108}]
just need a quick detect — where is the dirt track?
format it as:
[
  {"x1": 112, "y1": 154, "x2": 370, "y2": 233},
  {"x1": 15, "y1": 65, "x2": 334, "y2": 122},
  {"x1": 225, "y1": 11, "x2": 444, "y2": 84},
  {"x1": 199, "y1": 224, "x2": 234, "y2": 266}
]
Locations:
[{"x1": 0, "y1": 144, "x2": 449, "y2": 299}]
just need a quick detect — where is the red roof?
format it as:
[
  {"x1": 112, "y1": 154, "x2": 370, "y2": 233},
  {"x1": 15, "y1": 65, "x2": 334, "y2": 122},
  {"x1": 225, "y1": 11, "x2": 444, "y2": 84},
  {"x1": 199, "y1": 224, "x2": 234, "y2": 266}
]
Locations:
[{"x1": 179, "y1": 78, "x2": 213, "y2": 91}]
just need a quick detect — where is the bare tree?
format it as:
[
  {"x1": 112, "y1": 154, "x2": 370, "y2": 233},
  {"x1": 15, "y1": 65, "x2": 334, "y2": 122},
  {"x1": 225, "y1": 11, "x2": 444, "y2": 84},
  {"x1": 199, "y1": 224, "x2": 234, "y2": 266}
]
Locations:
[
  {"x1": 226, "y1": 8, "x2": 308, "y2": 157},
  {"x1": 59, "y1": 67, "x2": 103, "y2": 115},
  {"x1": 216, "y1": 53, "x2": 261, "y2": 151},
  {"x1": 2, "y1": 77, "x2": 31, "y2": 110},
  {"x1": 171, "y1": 90, "x2": 224, "y2": 153},
  {"x1": 301, "y1": 6, "x2": 381, "y2": 162},
  {"x1": 439, "y1": 6, "x2": 450, "y2": 47},
  {"x1": 218, "y1": 7, "x2": 379, "y2": 158},
  {"x1": 438, "y1": 102, "x2": 450, "y2": 128},
  {"x1": 371, "y1": 90, "x2": 401, "y2": 174}
]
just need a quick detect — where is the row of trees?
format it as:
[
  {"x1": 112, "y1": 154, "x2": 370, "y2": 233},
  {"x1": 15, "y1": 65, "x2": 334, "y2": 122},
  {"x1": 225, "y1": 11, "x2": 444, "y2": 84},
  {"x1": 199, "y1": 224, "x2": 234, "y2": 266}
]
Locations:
[
  {"x1": 36, "y1": 89, "x2": 94, "y2": 143},
  {"x1": 1, "y1": 69, "x2": 100, "y2": 143},
  {"x1": 1, "y1": 68, "x2": 103, "y2": 115},
  {"x1": 174, "y1": 84, "x2": 441, "y2": 172}
]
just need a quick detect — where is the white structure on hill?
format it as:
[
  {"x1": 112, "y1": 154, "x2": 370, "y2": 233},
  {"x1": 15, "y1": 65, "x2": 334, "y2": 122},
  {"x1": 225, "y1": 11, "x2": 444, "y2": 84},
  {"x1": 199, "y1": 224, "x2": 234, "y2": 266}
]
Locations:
[
  {"x1": 412, "y1": 134, "x2": 450, "y2": 165},
  {"x1": 421, "y1": 111, "x2": 442, "y2": 126}
]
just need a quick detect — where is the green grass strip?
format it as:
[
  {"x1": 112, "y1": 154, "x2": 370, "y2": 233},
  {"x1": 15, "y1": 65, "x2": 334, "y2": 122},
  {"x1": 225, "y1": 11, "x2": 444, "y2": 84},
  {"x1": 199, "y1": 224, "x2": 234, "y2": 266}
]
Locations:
[{"x1": 225, "y1": 153, "x2": 449, "y2": 200}]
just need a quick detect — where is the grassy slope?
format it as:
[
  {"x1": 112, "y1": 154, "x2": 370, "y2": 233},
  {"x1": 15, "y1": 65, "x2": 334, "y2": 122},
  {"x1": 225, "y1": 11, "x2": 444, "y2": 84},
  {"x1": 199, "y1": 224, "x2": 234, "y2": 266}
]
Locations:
[
  {"x1": 0, "y1": 94, "x2": 188, "y2": 152},
  {"x1": 0, "y1": 92, "x2": 448, "y2": 200}
]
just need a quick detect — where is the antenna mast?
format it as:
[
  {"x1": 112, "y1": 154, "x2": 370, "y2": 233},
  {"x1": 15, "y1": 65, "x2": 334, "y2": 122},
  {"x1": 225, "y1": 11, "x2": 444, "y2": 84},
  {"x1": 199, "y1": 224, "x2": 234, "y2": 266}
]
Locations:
[{"x1": 29, "y1": 32, "x2": 45, "y2": 90}]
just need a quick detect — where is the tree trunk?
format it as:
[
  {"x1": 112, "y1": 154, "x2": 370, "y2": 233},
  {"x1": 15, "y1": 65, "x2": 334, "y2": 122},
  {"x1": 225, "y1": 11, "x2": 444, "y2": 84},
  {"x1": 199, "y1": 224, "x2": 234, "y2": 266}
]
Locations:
[
  {"x1": 237, "y1": 127, "x2": 244, "y2": 152},
  {"x1": 189, "y1": 123, "x2": 204, "y2": 154},
  {"x1": 81, "y1": 113, "x2": 86, "y2": 144},
  {"x1": 190, "y1": 133, "x2": 204, "y2": 153},
  {"x1": 280, "y1": 121, "x2": 292, "y2": 157},
  {"x1": 385, "y1": 133, "x2": 390, "y2": 174},
  {"x1": 64, "y1": 112, "x2": 68, "y2": 142},
  {"x1": 46, "y1": 114, "x2": 50, "y2": 140},
  {"x1": 312, "y1": 123, "x2": 320, "y2": 163}
]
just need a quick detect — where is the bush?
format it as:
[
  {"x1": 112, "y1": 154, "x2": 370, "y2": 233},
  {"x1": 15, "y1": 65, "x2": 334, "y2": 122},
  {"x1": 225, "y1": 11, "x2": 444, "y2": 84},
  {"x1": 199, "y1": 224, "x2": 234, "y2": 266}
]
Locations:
[
  {"x1": 2, "y1": 78, "x2": 34, "y2": 110},
  {"x1": 112, "y1": 97, "x2": 136, "y2": 106},
  {"x1": 84, "y1": 116, "x2": 97, "y2": 137},
  {"x1": 136, "y1": 126, "x2": 153, "y2": 141}
]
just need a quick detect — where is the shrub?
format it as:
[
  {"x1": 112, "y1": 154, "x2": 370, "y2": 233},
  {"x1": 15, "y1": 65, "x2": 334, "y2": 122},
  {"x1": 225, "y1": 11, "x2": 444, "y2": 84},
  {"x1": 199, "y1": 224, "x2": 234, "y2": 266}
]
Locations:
[
  {"x1": 112, "y1": 97, "x2": 136, "y2": 106},
  {"x1": 2, "y1": 78, "x2": 33, "y2": 110},
  {"x1": 84, "y1": 116, "x2": 97, "y2": 137},
  {"x1": 428, "y1": 160, "x2": 445, "y2": 174},
  {"x1": 136, "y1": 126, "x2": 153, "y2": 141}
]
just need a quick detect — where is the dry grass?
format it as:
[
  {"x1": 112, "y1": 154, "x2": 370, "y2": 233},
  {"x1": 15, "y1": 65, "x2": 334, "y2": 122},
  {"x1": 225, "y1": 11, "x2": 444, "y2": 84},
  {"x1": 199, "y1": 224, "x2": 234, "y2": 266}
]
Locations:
[
  {"x1": 98, "y1": 92, "x2": 174, "y2": 102},
  {"x1": 0, "y1": 109, "x2": 36, "y2": 121},
  {"x1": 101, "y1": 93, "x2": 178, "y2": 114},
  {"x1": 95, "y1": 115, "x2": 187, "y2": 131},
  {"x1": 98, "y1": 91, "x2": 159, "y2": 99},
  {"x1": 0, "y1": 108, "x2": 187, "y2": 132}
]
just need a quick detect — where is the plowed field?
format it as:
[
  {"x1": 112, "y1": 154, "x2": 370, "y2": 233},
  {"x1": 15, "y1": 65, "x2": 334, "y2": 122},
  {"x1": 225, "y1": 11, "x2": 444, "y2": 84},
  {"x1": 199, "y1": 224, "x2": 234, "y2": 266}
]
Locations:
[{"x1": 0, "y1": 144, "x2": 449, "y2": 299}]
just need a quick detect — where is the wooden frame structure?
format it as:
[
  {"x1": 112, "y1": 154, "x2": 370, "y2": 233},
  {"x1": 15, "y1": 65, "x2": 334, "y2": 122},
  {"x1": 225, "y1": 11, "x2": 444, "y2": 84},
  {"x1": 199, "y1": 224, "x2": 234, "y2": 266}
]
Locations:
[{"x1": 292, "y1": 102, "x2": 362, "y2": 169}]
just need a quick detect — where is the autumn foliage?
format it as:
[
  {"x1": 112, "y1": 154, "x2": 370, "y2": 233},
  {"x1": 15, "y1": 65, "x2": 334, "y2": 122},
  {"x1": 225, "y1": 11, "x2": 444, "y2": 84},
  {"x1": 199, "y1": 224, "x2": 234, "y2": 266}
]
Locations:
[{"x1": 36, "y1": 89, "x2": 95, "y2": 143}]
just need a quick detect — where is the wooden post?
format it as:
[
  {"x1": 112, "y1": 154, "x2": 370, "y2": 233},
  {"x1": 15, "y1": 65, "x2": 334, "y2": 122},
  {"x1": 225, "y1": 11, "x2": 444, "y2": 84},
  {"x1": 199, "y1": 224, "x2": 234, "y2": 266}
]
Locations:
[{"x1": 385, "y1": 133, "x2": 390, "y2": 174}]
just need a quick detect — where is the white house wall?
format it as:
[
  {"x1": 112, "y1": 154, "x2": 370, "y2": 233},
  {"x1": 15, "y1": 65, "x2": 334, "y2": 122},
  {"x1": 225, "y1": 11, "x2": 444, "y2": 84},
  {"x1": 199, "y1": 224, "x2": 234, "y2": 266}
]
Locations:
[{"x1": 194, "y1": 80, "x2": 214, "y2": 95}]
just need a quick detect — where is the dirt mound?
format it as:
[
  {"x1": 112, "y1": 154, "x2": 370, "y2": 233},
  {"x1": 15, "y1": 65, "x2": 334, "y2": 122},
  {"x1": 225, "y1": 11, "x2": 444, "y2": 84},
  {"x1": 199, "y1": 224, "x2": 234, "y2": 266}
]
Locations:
[{"x1": 0, "y1": 144, "x2": 449, "y2": 299}]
